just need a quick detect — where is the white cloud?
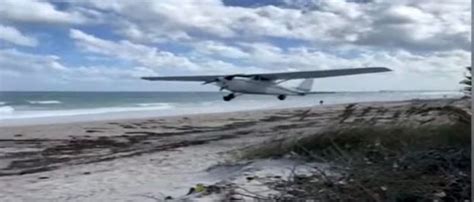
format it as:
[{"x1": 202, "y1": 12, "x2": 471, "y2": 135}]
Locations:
[
  {"x1": 0, "y1": 24, "x2": 38, "y2": 46},
  {"x1": 70, "y1": 29, "x2": 267, "y2": 76},
  {"x1": 0, "y1": 48, "x2": 161, "y2": 90},
  {"x1": 192, "y1": 41, "x2": 249, "y2": 59},
  {"x1": 0, "y1": 43, "x2": 468, "y2": 91},
  {"x1": 195, "y1": 41, "x2": 469, "y2": 78},
  {"x1": 76, "y1": 0, "x2": 470, "y2": 52},
  {"x1": 353, "y1": 1, "x2": 471, "y2": 51},
  {"x1": 0, "y1": 0, "x2": 470, "y2": 91},
  {"x1": 0, "y1": 0, "x2": 88, "y2": 24},
  {"x1": 0, "y1": 48, "x2": 262, "y2": 91},
  {"x1": 0, "y1": 49, "x2": 65, "y2": 74},
  {"x1": 70, "y1": 29, "x2": 199, "y2": 71}
]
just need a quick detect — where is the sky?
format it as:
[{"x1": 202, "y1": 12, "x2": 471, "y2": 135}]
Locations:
[{"x1": 0, "y1": 0, "x2": 471, "y2": 91}]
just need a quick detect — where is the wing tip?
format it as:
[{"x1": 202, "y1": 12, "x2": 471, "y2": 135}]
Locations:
[
  {"x1": 141, "y1": 77, "x2": 155, "y2": 80},
  {"x1": 372, "y1": 67, "x2": 392, "y2": 72}
]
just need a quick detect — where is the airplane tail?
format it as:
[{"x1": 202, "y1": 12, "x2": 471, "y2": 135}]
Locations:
[{"x1": 295, "y1": 79, "x2": 313, "y2": 92}]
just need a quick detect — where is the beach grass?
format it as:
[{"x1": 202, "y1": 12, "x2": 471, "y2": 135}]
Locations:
[{"x1": 239, "y1": 122, "x2": 471, "y2": 201}]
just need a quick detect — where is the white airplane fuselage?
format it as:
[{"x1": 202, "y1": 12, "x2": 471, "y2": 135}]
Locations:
[{"x1": 215, "y1": 77, "x2": 302, "y2": 95}]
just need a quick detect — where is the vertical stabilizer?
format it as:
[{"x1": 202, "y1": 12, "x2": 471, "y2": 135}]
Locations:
[{"x1": 296, "y1": 79, "x2": 313, "y2": 92}]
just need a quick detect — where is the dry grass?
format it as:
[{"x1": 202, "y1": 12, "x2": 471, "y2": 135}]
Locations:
[{"x1": 240, "y1": 122, "x2": 471, "y2": 201}]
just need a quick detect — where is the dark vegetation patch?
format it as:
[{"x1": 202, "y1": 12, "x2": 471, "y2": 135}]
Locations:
[
  {"x1": 234, "y1": 130, "x2": 252, "y2": 135},
  {"x1": 119, "y1": 125, "x2": 136, "y2": 129},
  {"x1": 0, "y1": 135, "x2": 218, "y2": 176},
  {"x1": 375, "y1": 107, "x2": 388, "y2": 114},
  {"x1": 392, "y1": 110, "x2": 401, "y2": 118},
  {"x1": 124, "y1": 131, "x2": 189, "y2": 136},
  {"x1": 339, "y1": 103, "x2": 357, "y2": 123},
  {"x1": 85, "y1": 130, "x2": 103, "y2": 133},
  {"x1": 359, "y1": 106, "x2": 373, "y2": 117},
  {"x1": 241, "y1": 122, "x2": 471, "y2": 201},
  {"x1": 297, "y1": 109, "x2": 312, "y2": 121},
  {"x1": 260, "y1": 115, "x2": 293, "y2": 122},
  {"x1": 0, "y1": 120, "x2": 258, "y2": 176}
]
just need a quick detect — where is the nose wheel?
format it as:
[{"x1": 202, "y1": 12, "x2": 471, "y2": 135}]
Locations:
[
  {"x1": 223, "y1": 93, "x2": 235, "y2": 101},
  {"x1": 278, "y1": 95, "x2": 286, "y2": 100}
]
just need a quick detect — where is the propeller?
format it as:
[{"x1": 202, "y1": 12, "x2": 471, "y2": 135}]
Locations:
[{"x1": 202, "y1": 78, "x2": 227, "y2": 91}]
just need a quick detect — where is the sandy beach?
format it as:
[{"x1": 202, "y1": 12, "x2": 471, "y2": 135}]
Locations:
[{"x1": 0, "y1": 98, "x2": 470, "y2": 201}]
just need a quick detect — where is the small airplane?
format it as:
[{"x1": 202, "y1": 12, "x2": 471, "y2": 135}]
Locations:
[{"x1": 142, "y1": 67, "x2": 392, "y2": 101}]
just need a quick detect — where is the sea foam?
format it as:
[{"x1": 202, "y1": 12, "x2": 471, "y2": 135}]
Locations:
[
  {"x1": 27, "y1": 100, "x2": 62, "y2": 104},
  {"x1": 0, "y1": 104, "x2": 176, "y2": 120},
  {"x1": 135, "y1": 102, "x2": 174, "y2": 109},
  {"x1": 0, "y1": 106, "x2": 14, "y2": 114}
]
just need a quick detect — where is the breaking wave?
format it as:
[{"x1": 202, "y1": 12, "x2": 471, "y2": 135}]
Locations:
[
  {"x1": 0, "y1": 106, "x2": 14, "y2": 114},
  {"x1": 0, "y1": 104, "x2": 176, "y2": 120},
  {"x1": 135, "y1": 102, "x2": 174, "y2": 109},
  {"x1": 28, "y1": 100, "x2": 62, "y2": 104}
]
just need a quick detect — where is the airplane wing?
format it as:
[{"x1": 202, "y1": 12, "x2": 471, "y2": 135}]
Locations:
[
  {"x1": 141, "y1": 75, "x2": 220, "y2": 82},
  {"x1": 253, "y1": 67, "x2": 391, "y2": 80},
  {"x1": 141, "y1": 67, "x2": 391, "y2": 81}
]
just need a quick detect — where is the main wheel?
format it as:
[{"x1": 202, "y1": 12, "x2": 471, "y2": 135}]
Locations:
[
  {"x1": 223, "y1": 93, "x2": 235, "y2": 101},
  {"x1": 278, "y1": 95, "x2": 286, "y2": 100}
]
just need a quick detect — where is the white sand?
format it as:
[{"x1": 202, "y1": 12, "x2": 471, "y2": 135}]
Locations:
[{"x1": 0, "y1": 98, "x2": 469, "y2": 201}]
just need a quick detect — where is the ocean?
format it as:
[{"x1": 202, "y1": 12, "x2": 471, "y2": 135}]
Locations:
[{"x1": 0, "y1": 91, "x2": 463, "y2": 125}]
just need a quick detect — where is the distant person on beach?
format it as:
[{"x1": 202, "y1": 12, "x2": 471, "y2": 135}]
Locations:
[{"x1": 319, "y1": 100, "x2": 324, "y2": 105}]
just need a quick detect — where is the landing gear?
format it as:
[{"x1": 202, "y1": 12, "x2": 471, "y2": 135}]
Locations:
[
  {"x1": 277, "y1": 95, "x2": 286, "y2": 100},
  {"x1": 223, "y1": 93, "x2": 235, "y2": 101}
]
